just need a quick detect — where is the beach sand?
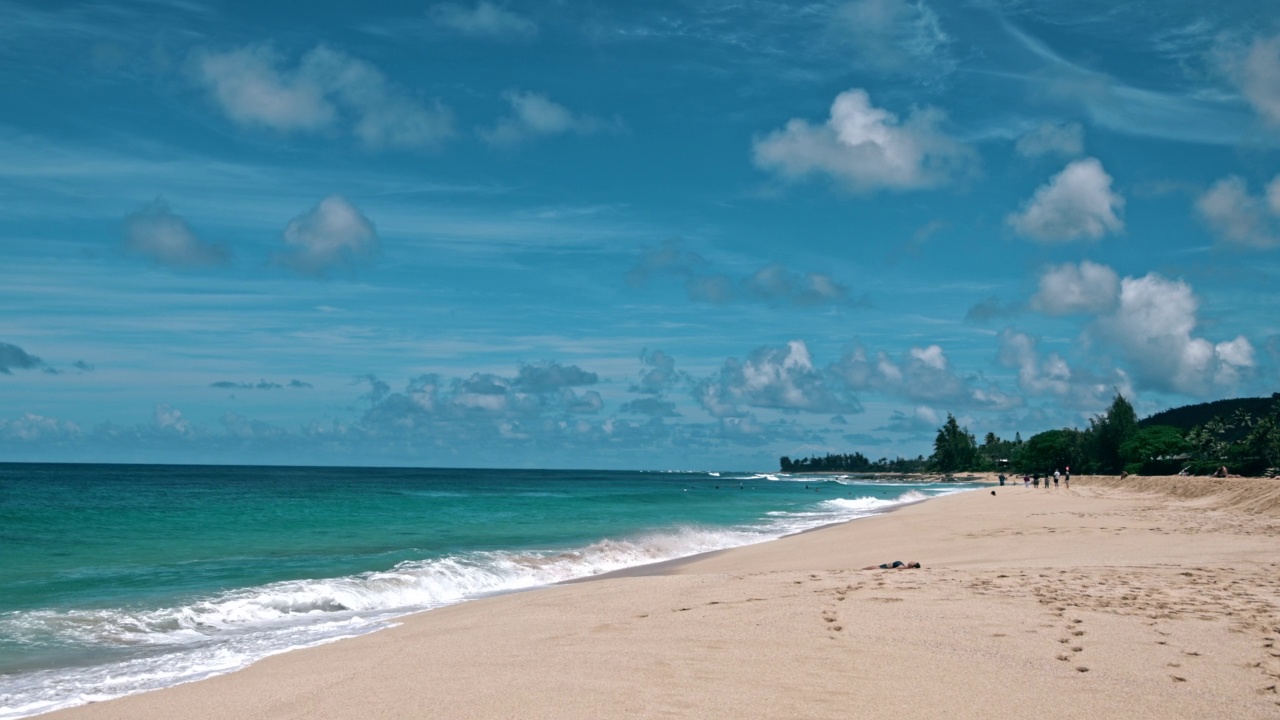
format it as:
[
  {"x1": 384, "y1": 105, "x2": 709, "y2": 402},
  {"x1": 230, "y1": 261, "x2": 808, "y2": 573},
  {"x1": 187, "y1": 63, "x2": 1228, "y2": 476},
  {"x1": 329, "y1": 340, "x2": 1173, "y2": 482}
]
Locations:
[{"x1": 48, "y1": 476, "x2": 1280, "y2": 719}]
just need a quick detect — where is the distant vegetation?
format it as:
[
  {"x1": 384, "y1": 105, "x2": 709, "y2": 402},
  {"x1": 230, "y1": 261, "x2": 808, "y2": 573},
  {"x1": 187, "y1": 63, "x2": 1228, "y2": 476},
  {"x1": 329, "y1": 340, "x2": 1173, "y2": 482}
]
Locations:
[{"x1": 781, "y1": 393, "x2": 1280, "y2": 478}]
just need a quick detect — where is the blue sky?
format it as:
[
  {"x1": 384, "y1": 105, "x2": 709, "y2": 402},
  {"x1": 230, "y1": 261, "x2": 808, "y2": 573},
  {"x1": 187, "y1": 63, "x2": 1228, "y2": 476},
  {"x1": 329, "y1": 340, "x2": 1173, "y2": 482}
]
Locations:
[{"x1": 2, "y1": 0, "x2": 1279, "y2": 470}]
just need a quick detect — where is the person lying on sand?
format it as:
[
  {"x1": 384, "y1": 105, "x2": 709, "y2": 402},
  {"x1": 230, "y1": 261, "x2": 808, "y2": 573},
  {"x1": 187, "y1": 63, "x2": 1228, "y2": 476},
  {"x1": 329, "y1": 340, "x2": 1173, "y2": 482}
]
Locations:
[{"x1": 863, "y1": 561, "x2": 921, "y2": 570}]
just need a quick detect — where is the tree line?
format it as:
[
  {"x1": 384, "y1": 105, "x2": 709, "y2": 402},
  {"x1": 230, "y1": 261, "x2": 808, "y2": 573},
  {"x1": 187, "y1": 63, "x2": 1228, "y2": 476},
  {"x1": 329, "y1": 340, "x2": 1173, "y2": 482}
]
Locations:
[{"x1": 781, "y1": 393, "x2": 1280, "y2": 477}]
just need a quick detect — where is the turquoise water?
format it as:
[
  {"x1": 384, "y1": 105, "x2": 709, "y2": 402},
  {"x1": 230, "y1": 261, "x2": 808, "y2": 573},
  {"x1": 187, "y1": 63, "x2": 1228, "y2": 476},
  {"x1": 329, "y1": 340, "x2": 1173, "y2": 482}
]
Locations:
[{"x1": 0, "y1": 463, "x2": 974, "y2": 717}]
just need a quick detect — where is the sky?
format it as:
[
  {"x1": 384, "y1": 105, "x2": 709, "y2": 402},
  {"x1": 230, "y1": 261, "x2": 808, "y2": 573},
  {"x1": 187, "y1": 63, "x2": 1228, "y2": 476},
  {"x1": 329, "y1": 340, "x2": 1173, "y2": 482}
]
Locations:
[{"x1": 2, "y1": 0, "x2": 1279, "y2": 470}]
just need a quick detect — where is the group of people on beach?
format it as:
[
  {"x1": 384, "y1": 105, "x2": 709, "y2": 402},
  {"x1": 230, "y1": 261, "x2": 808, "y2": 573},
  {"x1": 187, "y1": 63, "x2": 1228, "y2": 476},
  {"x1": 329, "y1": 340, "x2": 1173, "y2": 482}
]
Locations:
[{"x1": 998, "y1": 468, "x2": 1069, "y2": 489}]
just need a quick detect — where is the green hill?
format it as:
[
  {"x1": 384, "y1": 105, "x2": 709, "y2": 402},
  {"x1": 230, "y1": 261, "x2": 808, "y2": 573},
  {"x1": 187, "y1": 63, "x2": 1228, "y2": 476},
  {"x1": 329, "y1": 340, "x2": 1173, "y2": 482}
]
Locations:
[{"x1": 1139, "y1": 393, "x2": 1280, "y2": 431}]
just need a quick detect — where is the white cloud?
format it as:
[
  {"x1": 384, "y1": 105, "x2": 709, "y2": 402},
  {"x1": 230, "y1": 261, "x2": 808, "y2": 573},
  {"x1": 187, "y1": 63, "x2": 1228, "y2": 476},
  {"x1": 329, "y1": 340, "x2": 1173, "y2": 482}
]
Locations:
[
  {"x1": 481, "y1": 90, "x2": 609, "y2": 147},
  {"x1": 878, "y1": 405, "x2": 941, "y2": 434},
  {"x1": 1015, "y1": 121, "x2": 1084, "y2": 158},
  {"x1": 626, "y1": 240, "x2": 851, "y2": 307},
  {"x1": 1030, "y1": 261, "x2": 1119, "y2": 316},
  {"x1": 121, "y1": 199, "x2": 231, "y2": 268},
  {"x1": 276, "y1": 196, "x2": 379, "y2": 277},
  {"x1": 752, "y1": 89, "x2": 975, "y2": 193},
  {"x1": 1220, "y1": 33, "x2": 1280, "y2": 125},
  {"x1": 428, "y1": 1, "x2": 537, "y2": 39},
  {"x1": 195, "y1": 45, "x2": 335, "y2": 132},
  {"x1": 1195, "y1": 175, "x2": 1280, "y2": 249},
  {"x1": 1007, "y1": 158, "x2": 1124, "y2": 242},
  {"x1": 153, "y1": 404, "x2": 192, "y2": 436},
  {"x1": 696, "y1": 341, "x2": 860, "y2": 417},
  {"x1": 997, "y1": 329, "x2": 1124, "y2": 408},
  {"x1": 1093, "y1": 273, "x2": 1254, "y2": 395},
  {"x1": 194, "y1": 45, "x2": 454, "y2": 150},
  {"x1": 830, "y1": 0, "x2": 953, "y2": 78},
  {"x1": 0, "y1": 413, "x2": 81, "y2": 442},
  {"x1": 830, "y1": 343, "x2": 975, "y2": 403}
]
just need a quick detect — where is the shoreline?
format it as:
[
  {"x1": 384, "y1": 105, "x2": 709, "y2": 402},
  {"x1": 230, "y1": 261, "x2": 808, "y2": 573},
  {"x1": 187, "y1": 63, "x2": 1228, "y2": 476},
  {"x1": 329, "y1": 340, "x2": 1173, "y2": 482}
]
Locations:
[
  {"x1": 4, "y1": 478, "x2": 965, "y2": 718},
  {"x1": 40, "y1": 475, "x2": 1280, "y2": 719},
  {"x1": 571, "y1": 484, "x2": 954, "y2": 583}
]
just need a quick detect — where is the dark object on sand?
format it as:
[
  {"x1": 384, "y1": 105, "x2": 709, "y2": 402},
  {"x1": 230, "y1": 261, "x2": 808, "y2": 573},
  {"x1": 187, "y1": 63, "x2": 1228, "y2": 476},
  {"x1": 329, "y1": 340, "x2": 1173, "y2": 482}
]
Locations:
[{"x1": 863, "y1": 561, "x2": 922, "y2": 570}]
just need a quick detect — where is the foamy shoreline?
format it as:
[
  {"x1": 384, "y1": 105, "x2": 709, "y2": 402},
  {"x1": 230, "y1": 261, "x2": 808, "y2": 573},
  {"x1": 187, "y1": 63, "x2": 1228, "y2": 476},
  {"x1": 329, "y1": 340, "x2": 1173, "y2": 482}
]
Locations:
[
  {"x1": 3, "y1": 480, "x2": 957, "y2": 719},
  {"x1": 43, "y1": 475, "x2": 1280, "y2": 719}
]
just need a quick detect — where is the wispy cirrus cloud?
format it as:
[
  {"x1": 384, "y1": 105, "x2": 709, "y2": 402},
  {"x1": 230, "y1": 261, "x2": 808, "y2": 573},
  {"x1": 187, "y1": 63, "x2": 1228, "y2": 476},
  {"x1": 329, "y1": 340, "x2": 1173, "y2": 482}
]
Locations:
[
  {"x1": 1014, "y1": 121, "x2": 1084, "y2": 159},
  {"x1": 828, "y1": 0, "x2": 955, "y2": 81}
]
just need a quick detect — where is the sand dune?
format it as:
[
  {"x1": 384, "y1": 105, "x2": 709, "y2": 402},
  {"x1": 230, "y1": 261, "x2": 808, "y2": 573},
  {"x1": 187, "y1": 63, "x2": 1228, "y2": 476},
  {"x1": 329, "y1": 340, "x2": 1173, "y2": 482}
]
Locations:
[{"x1": 47, "y1": 476, "x2": 1280, "y2": 719}]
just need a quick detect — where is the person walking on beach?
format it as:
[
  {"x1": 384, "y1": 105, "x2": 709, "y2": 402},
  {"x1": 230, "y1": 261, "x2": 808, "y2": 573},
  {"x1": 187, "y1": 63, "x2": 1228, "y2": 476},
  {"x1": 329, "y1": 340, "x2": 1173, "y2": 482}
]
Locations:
[
  {"x1": 1053, "y1": 469, "x2": 1060, "y2": 488},
  {"x1": 1064, "y1": 468, "x2": 1070, "y2": 488}
]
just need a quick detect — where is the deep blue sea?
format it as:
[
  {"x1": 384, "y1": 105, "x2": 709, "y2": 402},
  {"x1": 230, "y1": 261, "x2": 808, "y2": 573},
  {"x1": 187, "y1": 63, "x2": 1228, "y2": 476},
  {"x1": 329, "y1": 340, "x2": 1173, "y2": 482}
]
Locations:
[{"x1": 0, "y1": 463, "x2": 975, "y2": 717}]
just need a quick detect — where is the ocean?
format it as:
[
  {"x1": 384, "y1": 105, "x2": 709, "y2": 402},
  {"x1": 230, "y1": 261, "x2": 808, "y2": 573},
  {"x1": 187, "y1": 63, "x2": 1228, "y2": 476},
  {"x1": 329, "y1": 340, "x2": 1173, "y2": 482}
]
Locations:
[{"x1": 0, "y1": 463, "x2": 976, "y2": 718}]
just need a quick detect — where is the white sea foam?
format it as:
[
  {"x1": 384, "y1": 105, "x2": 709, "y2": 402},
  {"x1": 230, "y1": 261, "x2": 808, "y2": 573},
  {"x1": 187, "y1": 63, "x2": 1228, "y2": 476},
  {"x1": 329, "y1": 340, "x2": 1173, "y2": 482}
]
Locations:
[{"x1": 0, "y1": 486, "x2": 962, "y2": 719}]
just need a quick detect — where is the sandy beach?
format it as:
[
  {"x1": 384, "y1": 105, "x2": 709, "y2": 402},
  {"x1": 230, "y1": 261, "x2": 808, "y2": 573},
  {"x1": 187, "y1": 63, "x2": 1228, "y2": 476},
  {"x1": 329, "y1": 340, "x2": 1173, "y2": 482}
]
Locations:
[{"x1": 46, "y1": 475, "x2": 1280, "y2": 719}]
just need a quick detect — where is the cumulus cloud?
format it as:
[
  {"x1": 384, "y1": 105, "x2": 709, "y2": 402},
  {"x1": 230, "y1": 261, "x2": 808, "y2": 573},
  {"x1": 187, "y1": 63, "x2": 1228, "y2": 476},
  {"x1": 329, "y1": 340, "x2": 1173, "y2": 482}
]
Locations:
[
  {"x1": 964, "y1": 296, "x2": 1021, "y2": 323},
  {"x1": 829, "y1": 0, "x2": 953, "y2": 78},
  {"x1": 752, "y1": 88, "x2": 975, "y2": 193},
  {"x1": 276, "y1": 196, "x2": 379, "y2": 277},
  {"x1": 1092, "y1": 273, "x2": 1254, "y2": 395},
  {"x1": 625, "y1": 239, "x2": 708, "y2": 287},
  {"x1": 619, "y1": 397, "x2": 679, "y2": 417},
  {"x1": 428, "y1": 1, "x2": 537, "y2": 39},
  {"x1": 481, "y1": 90, "x2": 612, "y2": 147},
  {"x1": 1007, "y1": 158, "x2": 1124, "y2": 242},
  {"x1": 1030, "y1": 260, "x2": 1120, "y2": 316},
  {"x1": 695, "y1": 341, "x2": 861, "y2": 418},
  {"x1": 1218, "y1": 33, "x2": 1280, "y2": 125},
  {"x1": 997, "y1": 329, "x2": 1125, "y2": 408},
  {"x1": 194, "y1": 44, "x2": 454, "y2": 150},
  {"x1": 211, "y1": 379, "x2": 312, "y2": 390},
  {"x1": 1015, "y1": 121, "x2": 1084, "y2": 159},
  {"x1": 0, "y1": 342, "x2": 46, "y2": 374},
  {"x1": 0, "y1": 413, "x2": 82, "y2": 443},
  {"x1": 626, "y1": 240, "x2": 851, "y2": 307},
  {"x1": 152, "y1": 404, "x2": 193, "y2": 437},
  {"x1": 631, "y1": 349, "x2": 684, "y2": 395},
  {"x1": 121, "y1": 200, "x2": 231, "y2": 268},
  {"x1": 877, "y1": 405, "x2": 941, "y2": 434},
  {"x1": 829, "y1": 343, "x2": 976, "y2": 404},
  {"x1": 1195, "y1": 175, "x2": 1280, "y2": 248},
  {"x1": 513, "y1": 361, "x2": 599, "y2": 392},
  {"x1": 360, "y1": 360, "x2": 605, "y2": 434}
]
